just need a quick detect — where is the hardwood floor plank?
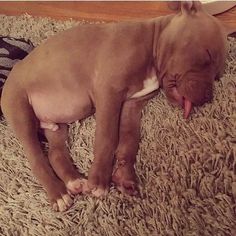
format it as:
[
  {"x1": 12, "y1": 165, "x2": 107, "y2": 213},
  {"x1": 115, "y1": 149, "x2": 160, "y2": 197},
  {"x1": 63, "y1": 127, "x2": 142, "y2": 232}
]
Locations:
[{"x1": 0, "y1": 1, "x2": 235, "y2": 28}]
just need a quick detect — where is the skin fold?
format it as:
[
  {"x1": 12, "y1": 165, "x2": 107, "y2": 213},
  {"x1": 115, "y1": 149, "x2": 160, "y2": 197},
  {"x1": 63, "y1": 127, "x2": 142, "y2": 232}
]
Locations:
[{"x1": 1, "y1": 1, "x2": 231, "y2": 211}]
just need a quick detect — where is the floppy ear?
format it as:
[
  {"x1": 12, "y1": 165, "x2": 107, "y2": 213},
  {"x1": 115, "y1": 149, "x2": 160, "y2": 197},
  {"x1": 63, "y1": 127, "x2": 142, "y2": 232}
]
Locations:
[
  {"x1": 168, "y1": 1, "x2": 202, "y2": 13},
  {"x1": 181, "y1": 1, "x2": 202, "y2": 13}
]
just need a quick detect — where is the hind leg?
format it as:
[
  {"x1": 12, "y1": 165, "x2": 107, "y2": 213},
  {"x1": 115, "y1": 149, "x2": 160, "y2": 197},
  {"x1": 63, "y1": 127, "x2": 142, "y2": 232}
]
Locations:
[
  {"x1": 1, "y1": 90, "x2": 73, "y2": 211},
  {"x1": 43, "y1": 124, "x2": 85, "y2": 195}
]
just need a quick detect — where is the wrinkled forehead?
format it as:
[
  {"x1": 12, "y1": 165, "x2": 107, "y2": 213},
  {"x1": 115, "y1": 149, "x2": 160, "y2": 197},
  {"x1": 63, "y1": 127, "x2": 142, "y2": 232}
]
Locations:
[
  {"x1": 164, "y1": 12, "x2": 224, "y2": 47},
  {"x1": 162, "y1": 14, "x2": 226, "y2": 68}
]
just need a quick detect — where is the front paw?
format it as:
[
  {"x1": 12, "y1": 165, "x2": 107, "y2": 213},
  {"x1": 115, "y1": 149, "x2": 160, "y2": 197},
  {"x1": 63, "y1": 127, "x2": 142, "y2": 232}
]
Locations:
[
  {"x1": 87, "y1": 161, "x2": 112, "y2": 197},
  {"x1": 47, "y1": 180, "x2": 74, "y2": 212},
  {"x1": 112, "y1": 160, "x2": 139, "y2": 196},
  {"x1": 52, "y1": 194, "x2": 73, "y2": 212}
]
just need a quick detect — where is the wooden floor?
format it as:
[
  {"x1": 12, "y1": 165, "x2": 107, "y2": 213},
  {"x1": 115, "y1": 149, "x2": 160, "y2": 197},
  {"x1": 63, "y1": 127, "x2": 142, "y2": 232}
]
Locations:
[{"x1": 0, "y1": 1, "x2": 236, "y2": 28}]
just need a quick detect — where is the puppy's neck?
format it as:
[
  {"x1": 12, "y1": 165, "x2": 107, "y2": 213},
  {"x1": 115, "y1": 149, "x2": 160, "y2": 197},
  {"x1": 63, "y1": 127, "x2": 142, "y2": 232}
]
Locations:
[{"x1": 152, "y1": 15, "x2": 175, "y2": 70}]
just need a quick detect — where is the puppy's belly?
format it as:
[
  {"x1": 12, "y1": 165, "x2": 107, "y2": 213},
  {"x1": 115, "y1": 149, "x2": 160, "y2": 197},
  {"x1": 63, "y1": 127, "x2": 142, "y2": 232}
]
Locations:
[{"x1": 29, "y1": 90, "x2": 93, "y2": 124}]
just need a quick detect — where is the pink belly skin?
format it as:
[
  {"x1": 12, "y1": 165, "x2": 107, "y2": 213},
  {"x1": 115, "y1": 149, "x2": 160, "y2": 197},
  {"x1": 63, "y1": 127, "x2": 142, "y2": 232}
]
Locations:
[{"x1": 29, "y1": 90, "x2": 94, "y2": 124}]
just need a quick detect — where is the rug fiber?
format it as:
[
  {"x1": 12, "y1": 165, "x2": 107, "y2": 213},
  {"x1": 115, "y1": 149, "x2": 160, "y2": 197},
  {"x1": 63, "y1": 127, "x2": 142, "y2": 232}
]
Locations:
[{"x1": 0, "y1": 14, "x2": 235, "y2": 236}]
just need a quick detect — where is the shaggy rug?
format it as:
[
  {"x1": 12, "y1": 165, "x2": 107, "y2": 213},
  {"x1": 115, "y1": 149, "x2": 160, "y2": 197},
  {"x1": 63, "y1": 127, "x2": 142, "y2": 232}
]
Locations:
[{"x1": 0, "y1": 14, "x2": 235, "y2": 236}]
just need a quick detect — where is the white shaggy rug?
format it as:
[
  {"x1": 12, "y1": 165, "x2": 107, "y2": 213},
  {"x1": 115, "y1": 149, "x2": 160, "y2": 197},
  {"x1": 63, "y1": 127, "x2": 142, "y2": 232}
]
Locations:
[{"x1": 0, "y1": 14, "x2": 235, "y2": 236}]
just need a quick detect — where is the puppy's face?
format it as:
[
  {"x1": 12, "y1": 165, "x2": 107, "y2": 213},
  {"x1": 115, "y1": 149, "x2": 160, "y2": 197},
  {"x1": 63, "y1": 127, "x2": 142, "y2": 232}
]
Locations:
[
  {"x1": 163, "y1": 43, "x2": 218, "y2": 118},
  {"x1": 159, "y1": 6, "x2": 227, "y2": 118}
]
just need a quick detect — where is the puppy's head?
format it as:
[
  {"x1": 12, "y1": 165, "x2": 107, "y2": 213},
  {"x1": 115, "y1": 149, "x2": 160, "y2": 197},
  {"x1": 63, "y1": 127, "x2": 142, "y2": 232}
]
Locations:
[{"x1": 158, "y1": 1, "x2": 228, "y2": 118}]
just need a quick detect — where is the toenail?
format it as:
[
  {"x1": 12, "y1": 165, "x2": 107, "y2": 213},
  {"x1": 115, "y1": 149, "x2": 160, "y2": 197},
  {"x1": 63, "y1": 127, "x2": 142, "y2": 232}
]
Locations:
[
  {"x1": 62, "y1": 194, "x2": 73, "y2": 207},
  {"x1": 92, "y1": 187, "x2": 108, "y2": 197}
]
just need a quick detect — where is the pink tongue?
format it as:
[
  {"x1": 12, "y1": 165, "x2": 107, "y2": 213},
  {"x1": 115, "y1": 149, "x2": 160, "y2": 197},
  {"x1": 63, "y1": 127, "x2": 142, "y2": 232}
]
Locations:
[{"x1": 184, "y1": 98, "x2": 192, "y2": 119}]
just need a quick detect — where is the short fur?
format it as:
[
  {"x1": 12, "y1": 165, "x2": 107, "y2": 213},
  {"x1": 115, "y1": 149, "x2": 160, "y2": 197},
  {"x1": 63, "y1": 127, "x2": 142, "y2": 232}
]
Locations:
[{"x1": 1, "y1": 1, "x2": 232, "y2": 211}]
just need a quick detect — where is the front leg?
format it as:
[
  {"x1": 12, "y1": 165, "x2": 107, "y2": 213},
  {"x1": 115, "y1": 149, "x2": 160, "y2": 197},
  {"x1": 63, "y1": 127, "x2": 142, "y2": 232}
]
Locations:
[
  {"x1": 87, "y1": 86, "x2": 125, "y2": 197},
  {"x1": 112, "y1": 99, "x2": 147, "y2": 195}
]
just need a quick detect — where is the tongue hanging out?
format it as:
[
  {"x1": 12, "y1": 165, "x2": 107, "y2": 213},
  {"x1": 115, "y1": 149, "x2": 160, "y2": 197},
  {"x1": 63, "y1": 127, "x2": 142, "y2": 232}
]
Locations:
[
  {"x1": 183, "y1": 98, "x2": 192, "y2": 119},
  {"x1": 171, "y1": 87, "x2": 192, "y2": 119}
]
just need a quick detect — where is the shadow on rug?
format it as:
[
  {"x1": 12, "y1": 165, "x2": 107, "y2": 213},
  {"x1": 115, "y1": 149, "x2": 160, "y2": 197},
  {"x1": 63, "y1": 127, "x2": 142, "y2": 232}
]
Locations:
[{"x1": 0, "y1": 14, "x2": 235, "y2": 236}]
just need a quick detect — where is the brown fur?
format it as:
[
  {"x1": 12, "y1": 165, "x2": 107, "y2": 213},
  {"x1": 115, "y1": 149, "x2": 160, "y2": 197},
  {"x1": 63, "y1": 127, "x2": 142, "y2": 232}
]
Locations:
[{"x1": 0, "y1": 1, "x2": 231, "y2": 211}]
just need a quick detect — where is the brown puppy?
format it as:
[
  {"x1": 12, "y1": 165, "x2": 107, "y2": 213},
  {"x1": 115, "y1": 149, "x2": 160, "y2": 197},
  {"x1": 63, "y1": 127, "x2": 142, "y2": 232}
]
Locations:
[{"x1": 1, "y1": 2, "x2": 230, "y2": 211}]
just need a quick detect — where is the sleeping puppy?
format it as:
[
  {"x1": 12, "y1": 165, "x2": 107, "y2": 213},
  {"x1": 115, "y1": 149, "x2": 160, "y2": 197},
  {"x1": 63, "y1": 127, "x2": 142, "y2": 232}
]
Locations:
[{"x1": 1, "y1": 1, "x2": 231, "y2": 211}]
